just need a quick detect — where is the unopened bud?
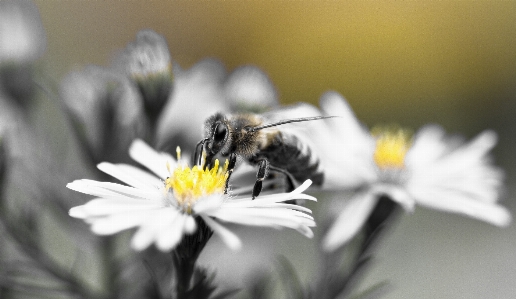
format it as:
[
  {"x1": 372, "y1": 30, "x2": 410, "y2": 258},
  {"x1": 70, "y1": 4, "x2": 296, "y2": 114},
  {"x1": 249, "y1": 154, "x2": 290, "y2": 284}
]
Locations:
[
  {"x1": 0, "y1": 0, "x2": 47, "y2": 107},
  {"x1": 113, "y1": 30, "x2": 173, "y2": 123},
  {"x1": 224, "y1": 65, "x2": 278, "y2": 113}
]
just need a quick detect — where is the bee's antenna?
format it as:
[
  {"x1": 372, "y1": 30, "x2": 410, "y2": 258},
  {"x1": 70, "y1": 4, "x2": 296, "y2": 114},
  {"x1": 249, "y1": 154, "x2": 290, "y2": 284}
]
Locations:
[{"x1": 248, "y1": 116, "x2": 339, "y2": 132}]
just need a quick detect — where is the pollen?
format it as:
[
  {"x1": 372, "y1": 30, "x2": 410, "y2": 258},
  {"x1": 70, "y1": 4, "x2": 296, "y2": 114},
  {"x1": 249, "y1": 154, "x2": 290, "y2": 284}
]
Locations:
[
  {"x1": 372, "y1": 127, "x2": 412, "y2": 169},
  {"x1": 165, "y1": 155, "x2": 229, "y2": 214}
]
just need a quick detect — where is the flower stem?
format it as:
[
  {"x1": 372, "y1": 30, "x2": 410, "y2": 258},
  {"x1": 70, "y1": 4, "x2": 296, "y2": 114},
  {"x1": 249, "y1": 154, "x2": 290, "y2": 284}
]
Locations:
[
  {"x1": 172, "y1": 217, "x2": 213, "y2": 298},
  {"x1": 340, "y1": 195, "x2": 399, "y2": 297},
  {"x1": 100, "y1": 236, "x2": 118, "y2": 299}
]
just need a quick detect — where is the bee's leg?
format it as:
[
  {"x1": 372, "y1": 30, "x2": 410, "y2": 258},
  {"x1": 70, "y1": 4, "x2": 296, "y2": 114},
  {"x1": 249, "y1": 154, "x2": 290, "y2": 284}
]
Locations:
[
  {"x1": 224, "y1": 153, "x2": 237, "y2": 194},
  {"x1": 269, "y1": 166, "x2": 296, "y2": 192},
  {"x1": 252, "y1": 159, "x2": 270, "y2": 199},
  {"x1": 193, "y1": 138, "x2": 207, "y2": 167}
]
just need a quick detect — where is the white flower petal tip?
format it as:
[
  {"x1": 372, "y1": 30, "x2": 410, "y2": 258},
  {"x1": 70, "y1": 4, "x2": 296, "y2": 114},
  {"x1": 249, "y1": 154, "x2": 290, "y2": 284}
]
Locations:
[
  {"x1": 477, "y1": 204, "x2": 512, "y2": 228},
  {"x1": 322, "y1": 234, "x2": 341, "y2": 252},
  {"x1": 126, "y1": 139, "x2": 175, "y2": 179},
  {"x1": 66, "y1": 180, "x2": 96, "y2": 192},
  {"x1": 293, "y1": 179, "x2": 313, "y2": 195},
  {"x1": 128, "y1": 139, "x2": 149, "y2": 157},
  {"x1": 319, "y1": 91, "x2": 353, "y2": 117},
  {"x1": 66, "y1": 181, "x2": 82, "y2": 191},
  {"x1": 399, "y1": 199, "x2": 416, "y2": 213},
  {"x1": 130, "y1": 236, "x2": 151, "y2": 251},
  {"x1": 298, "y1": 226, "x2": 314, "y2": 239},
  {"x1": 184, "y1": 216, "x2": 197, "y2": 234},
  {"x1": 96, "y1": 162, "x2": 112, "y2": 173},
  {"x1": 494, "y1": 210, "x2": 512, "y2": 228},
  {"x1": 474, "y1": 130, "x2": 498, "y2": 152},
  {"x1": 69, "y1": 206, "x2": 87, "y2": 219}
]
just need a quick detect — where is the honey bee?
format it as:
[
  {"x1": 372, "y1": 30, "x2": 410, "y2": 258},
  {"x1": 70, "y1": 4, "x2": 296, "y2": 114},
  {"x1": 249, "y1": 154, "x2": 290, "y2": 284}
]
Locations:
[{"x1": 194, "y1": 112, "x2": 336, "y2": 198}]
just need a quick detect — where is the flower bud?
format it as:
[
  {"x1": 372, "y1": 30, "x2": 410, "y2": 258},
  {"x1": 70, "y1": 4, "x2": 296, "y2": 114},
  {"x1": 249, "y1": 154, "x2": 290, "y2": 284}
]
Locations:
[
  {"x1": 113, "y1": 30, "x2": 173, "y2": 123},
  {"x1": 0, "y1": 0, "x2": 47, "y2": 107},
  {"x1": 224, "y1": 65, "x2": 279, "y2": 113},
  {"x1": 0, "y1": 0, "x2": 46, "y2": 64}
]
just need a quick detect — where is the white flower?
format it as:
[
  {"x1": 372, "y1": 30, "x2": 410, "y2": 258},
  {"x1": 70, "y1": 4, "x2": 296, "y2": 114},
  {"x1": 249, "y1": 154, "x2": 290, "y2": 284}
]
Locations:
[
  {"x1": 312, "y1": 92, "x2": 511, "y2": 251},
  {"x1": 68, "y1": 139, "x2": 316, "y2": 252}
]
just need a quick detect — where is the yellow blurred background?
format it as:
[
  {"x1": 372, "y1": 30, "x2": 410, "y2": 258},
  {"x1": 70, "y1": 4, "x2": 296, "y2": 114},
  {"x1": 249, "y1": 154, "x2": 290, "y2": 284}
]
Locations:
[
  {"x1": 37, "y1": 1, "x2": 516, "y2": 129},
  {"x1": 32, "y1": 1, "x2": 516, "y2": 298}
]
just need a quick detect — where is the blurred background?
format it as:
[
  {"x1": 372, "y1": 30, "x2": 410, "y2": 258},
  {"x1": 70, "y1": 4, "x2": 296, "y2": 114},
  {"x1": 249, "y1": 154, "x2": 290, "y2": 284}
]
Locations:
[{"x1": 21, "y1": 1, "x2": 516, "y2": 298}]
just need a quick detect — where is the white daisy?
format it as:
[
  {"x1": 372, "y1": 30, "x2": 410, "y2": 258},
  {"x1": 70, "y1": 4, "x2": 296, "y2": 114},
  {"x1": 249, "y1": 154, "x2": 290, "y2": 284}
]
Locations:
[
  {"x1": 68, "y1": 139, "x2": 316, "y2": 252},
  {"x1": 312, "y1": 92, "x2": 511, "y2": 251}
]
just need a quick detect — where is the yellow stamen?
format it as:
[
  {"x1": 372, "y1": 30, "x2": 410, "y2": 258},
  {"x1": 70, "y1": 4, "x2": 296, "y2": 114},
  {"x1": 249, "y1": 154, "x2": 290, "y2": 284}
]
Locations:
[
  {"x1": 176, "y1": 146, "x2": 181, "y2": 161},
  {"x1": 164, "y1": 155, "x2": 229, "y2": 214},
  {"x1": 372, "y1": 126, "x2": 412, "y2": 169}
]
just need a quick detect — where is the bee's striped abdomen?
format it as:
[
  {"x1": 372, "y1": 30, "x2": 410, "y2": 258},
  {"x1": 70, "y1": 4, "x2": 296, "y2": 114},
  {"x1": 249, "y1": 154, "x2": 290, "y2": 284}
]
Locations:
[{"x1": 255, "y1": 131, "x2": 324, "y2": 186}]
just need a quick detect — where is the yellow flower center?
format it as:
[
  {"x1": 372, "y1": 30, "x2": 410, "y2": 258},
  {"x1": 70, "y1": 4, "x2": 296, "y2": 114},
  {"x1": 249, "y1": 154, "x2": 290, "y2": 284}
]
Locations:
[
  {"x1": 164, "y1": 148, "x2": 229, "y2": 214},
  {"x1": 372, "y1": 127, "x2": 412, "y2": 169}
]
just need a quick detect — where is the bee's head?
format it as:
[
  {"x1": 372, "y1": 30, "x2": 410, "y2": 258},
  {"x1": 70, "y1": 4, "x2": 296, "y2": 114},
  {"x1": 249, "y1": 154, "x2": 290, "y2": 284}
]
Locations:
[{"x1": 195, "y1": 113, "x2": 231, "y2": 167}]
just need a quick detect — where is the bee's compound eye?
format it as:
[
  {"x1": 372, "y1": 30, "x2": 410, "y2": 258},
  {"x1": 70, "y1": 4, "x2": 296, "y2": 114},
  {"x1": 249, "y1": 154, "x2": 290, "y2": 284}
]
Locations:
[{"x1": 213, "y1": 123, "x2": 227, "y2": 143}]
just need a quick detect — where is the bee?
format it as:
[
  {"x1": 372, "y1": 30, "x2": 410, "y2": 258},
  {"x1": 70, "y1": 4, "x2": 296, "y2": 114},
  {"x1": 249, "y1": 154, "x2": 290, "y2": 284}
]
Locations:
[{"x1": 194, "y1": 112, "x2": 336, "y2": 198}]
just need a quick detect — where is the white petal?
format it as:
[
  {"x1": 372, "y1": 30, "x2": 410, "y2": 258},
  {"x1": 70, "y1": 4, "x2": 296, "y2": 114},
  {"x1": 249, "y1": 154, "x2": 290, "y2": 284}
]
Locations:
[
  {"x1": 67, "y1": 179, "x2": 161, "y2": 201},
  {"x1": 208, "y1": 207, "x2": 315, "y2": 229},
  {"x1": 90, "y1": 209, "x2": 155, "y2": 235},
  {"x1": 130, "y1": 208, "x2": 181, "y2": 251},
  {"x1": 192, "y1": 195, "x2": 224, "y2": 214},
  {"x1": 411, "y1": 189, "x2": 511, "y2": 227},
  {"x1": 371, "y1": 184, "x2": 415, "y2": 212},
  {"x1": 128, "y1": 139, "x2": 176, "y2": 180},
  {"x1": 318, "y1": 92, "x2": 378, "y2": 189},
  {"x1": 292, "y1": 179, "x2": 312, "y2": 194},
  {"x1": 69, "y1": 206, "x2": 88, "y2": 219},
  {"x1": 73, "y1": 198, "x2": 160, "y2": 217},
  {"x1": 319, "y1": 92, "x2": 369, "y2": 144},
  {"x1": 97, "y1": 162, "x2": 154, "y2": 189},
  {"x1": 231, "y1": 180, "x2": 317, "y2": 206},
  {"x1": 251, "y1": 203, "x2": 313, "y2": 214},
  {"x1": 296, "y1": 225, "x2": 314, "y2": 238},
  {"x1": 184, "y1": 215, "x2": 197, "y2": 234},
  {"x1": 201, "y1": 215, "x2": 242, "y2": 251},
  {"x1": 155, "y1": 214, "x2": 189, "y2": 251},
  {"x1": 113, "y1": 164, "x2": 163, "y2": 189},
  {"x1": 430, "y1": 130, "x2": 498, "y2": 176},
  {"x1": 323, "y1": 191, "x2": 378, "y2": 252},
  {"x1": 406, "y1": 125, "x2": 448, "y2": 167}
]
